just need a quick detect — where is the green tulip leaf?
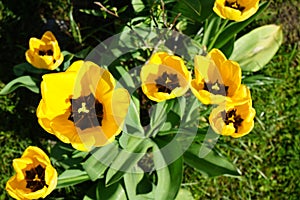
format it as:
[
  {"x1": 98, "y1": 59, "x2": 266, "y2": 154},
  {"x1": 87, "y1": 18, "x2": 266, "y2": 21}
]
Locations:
[
  {"x1": 131, "y1": 0, "x2": 145, "y2": 13},
  {"x1": 83, "y1": 142, "x2": 119, "y2": 181},
  {"x1": 152, "y1": 140, "x2": 183, "y2": 200},
  {"x1": 174, "y1": 0, "x2": 214, "y2": 23},
  {"x1": 184, "y1": 143, "x2": 240, "y2": 177},
  {"x1": 13, "y1": 62, "x2": 50, "y2": 76},
  {"x1": 105, "y1": 138, "x2": 153, "y2": 186},
  {"x1": 56, "y1": 169, "x2": 90, "y2": 188},
  {"x1": 230, "y1": 24, "x2": 283, "y2": 72},
  {"x1": 84, "y1": 180, "x2": 127, "y2": 200},
  {"x1": 0, "y1": 76, "x2": 39, "y2": 95}
]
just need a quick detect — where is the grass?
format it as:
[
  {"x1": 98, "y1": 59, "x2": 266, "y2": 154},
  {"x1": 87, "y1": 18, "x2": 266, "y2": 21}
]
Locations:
[{"x1": 0, "y1": 0, "x2": 299, "y2": 199}]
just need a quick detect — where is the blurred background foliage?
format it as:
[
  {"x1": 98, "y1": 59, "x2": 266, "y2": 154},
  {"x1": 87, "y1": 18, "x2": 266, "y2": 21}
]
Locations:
[{"x1": 0, "y1": 0, "x2": 299, "y2": 199}]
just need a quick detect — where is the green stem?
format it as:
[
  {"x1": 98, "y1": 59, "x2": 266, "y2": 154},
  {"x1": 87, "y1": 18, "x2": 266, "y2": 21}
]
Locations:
[{"x1": 207, "y1": 19, "x2": 229, "y2": 51}]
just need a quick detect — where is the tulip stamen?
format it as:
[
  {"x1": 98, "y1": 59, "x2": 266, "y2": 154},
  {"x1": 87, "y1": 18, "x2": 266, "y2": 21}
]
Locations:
[
  {"x1": 225, "y1": 1, "x2": 245, "y2": 12},
  {"x1": 155, "y1": 72, "x2": 180, "y2": 94},
  {"x1": 204, "y1": 80, "x2": 229, "y2": 96},
  {"x1": 25, "y1": 164, "x2": 48, "y2": 192},
  {"x1": 69, "y1": 93, "x2": 104, "y2": 130},
  {"x1": 221, "y1": 109, "x2": 244, "y2": 133}
]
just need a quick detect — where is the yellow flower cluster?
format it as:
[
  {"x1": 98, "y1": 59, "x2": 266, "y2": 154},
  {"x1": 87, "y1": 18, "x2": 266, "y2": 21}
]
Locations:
[{"x1": 141, "y1": 49, "x2": 255, "y2": 138}]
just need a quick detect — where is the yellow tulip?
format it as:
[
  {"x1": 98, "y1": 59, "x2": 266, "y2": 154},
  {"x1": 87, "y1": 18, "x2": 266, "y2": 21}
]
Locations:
[
  {"x1": 141, "y1": 52, "x2": 191, "y2": 102},
  {"x1": 25, "y1": 31, "x2": 64, "y2": 70},
  {"x1": 6, "y1": 146, "x2": 57, "y2": 200},
  {"x1": 213, "y1": 0, "x2": 260, "y2": 22},
  {"x1": 191, "y1": 48, "x2": 250, "y2": 105},
  {"x1": 36, "y1": 61, "x2": 130, "y2": 151},
  {"x1": 209, "y1": 100, "x2": 256, "y2": 138}
]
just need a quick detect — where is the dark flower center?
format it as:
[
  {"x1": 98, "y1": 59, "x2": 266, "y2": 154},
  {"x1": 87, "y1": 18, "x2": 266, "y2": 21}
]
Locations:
[
  {"x1": 221, "y1": 109, "x2": 244, "y2": 133},
  {"x1": 155, "y1": 72, "x2": 180, "y2": 94},
  {"x1": 25, "y1": 164, "x2": 48, "y2": 192},
  {"x1": 225, "y1": 1, "x2": 245, "y2": 12},
  {"x1": 38, "y1": 49, "x2": 53, "y2": 56},
  {"x1": 204, "y1": 80, "x2": 229, "y2": 96},
  {"x1": 68, "y1": 93, "x2": 104, "y2": 130}
]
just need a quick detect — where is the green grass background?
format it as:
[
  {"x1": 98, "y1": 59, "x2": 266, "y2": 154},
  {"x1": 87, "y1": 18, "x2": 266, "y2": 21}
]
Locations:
[{"x1": 0, "y1": 0, "x2": 299, "y2": 199}]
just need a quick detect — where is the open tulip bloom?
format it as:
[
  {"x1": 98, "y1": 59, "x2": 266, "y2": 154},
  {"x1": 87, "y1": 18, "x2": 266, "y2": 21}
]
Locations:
[
  {"x1": 36, "y1": 61, "x2": 130, "y2": 151},
  {"x1": 25, "y1": 31, "x2": 64, "y2": 70},
  {"x1": 141, "y1": 52, "x2": 191, "y2": 102},
  {"x1": 213, "y1": 0, "x2": 260, "y2": 22},
  {"x1": 209, "y1": 100, "x2": 256, "y2": 138},
  {"x1": 191, "y1": 49, "x2": 251, "y2": 105},
  {"x1": 6, "y1": 146, "x2": 57, "y2": 200}
]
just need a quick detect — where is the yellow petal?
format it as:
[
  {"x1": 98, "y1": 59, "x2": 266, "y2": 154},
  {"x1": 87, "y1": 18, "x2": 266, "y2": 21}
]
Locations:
[{"x1": 40, "y1": 72, "x2": 76, "y2": 120}]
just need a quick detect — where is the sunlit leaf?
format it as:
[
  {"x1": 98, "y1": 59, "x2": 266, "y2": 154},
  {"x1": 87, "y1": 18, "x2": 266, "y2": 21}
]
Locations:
[
  {"x1": 56, "y1": 169, "x2": 90, "y2": 188},
  {"x1": 0, "y1": 76, "x2": 39, "y2": 95},
  {"x1": 132, "y1": 0, "x2": 145, "y2": 13},
  {"x1": 184, "y1": 143, "x2": 240, "y2": 177},
  {"x1": 230, "y1": 25, "x2": 283, "y2": 72},
  {"x1": 153, "y1": 140, "x2": 183, "y2": 200},
  {"x1": 83, "y1": 142, "x2": 119, "y2": 181}
]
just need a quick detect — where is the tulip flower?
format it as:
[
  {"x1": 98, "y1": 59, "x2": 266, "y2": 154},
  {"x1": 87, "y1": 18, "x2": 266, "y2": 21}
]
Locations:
[
  {"x1": 213, "y1": 0, "x2": 260, "y2": 22},
  {"x1": 25, "y1": 31, "x2": 64, "y2": 70},
  {"x1": 141, "y1": 52, "x2": 191, "y2": 102},
  {"x1": 191, "y1": 48, "x2": 250, "y2": 105},
  {"x1": 36, "y1": 61, "x2": 130, "y2": 151},
  {"x1": 209, "y1": 100, "x2": 256, "y2": 138},
  {"x1": 6, "y1": 146, "x2": 57, "y2": 200}
]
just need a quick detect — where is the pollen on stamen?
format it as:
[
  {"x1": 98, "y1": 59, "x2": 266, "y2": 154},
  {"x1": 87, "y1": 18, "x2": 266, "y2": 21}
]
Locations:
[{"x1": 78, "y1": 102, "x2": 90, "y2": 114}]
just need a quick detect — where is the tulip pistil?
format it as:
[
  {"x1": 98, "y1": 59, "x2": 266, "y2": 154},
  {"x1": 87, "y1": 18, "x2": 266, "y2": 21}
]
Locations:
[
  {"x1": 221, "y1": 109, "x2": 244, "y2": 133},
  {"x1": 225, "y1": 1, "x2": 245, "y2": 11},
  {"x1": 69, "y1": 93, "x2": 104, "y2": 130},
  {"x1": 25, "y1": 164, "x2": 48, "y2": 192},
  {"x1": 155, "y1": 72, "x2": 180, "y2": 94},
  {"x1": 204, "y1": 80, "x2": 229, "y2": 96}
]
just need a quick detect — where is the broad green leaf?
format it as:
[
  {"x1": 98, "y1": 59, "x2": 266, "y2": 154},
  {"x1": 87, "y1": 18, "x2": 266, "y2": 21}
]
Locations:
[
  {"x1": 0, "y1": 76, "x2": 39, "y2": 95},
  {"x1": 230, "y1": 24, "x2": 283, "y2": 72},
  {"x1": 132, "y1": 0, "x2": 145, "y2": 13},
  {"x1": 50, "y1": 142, "x2": 87, "y2": 169},
  {"x1": 13, "y1": 62, "x2": 49, "y2": 76},
  {"x1": 56, "y1": 169, "x2": 90, "y2": 188},
  {"x1": 123, "y1": 167, "x2": 144, "y2": 199},
  {"x1": 83, "y1": 142, "x2": 119, "y2": 181},
  {"x1": 123, "y1": 99, "x2": 144, "y2": 136},
  {"x1": 213, "y1": 1, "x2": 269, "y2": 49},
  {"x1": 84, "y1": 180, "x2": 127, "y2": 200},
  {"x1": 153, "y1": 140, "x2": 183, "y2": 200},
  {"x1": 96, "y1": 181, "x2": 127, "y2": 200},
  {"x1": 105, "y1": 138, "x2": 152, "y2": 186},
  {"x1": 174, "y1": 0, "x2": 214, "y2": 23},
  {"x1": 184, "y1": 143, "x2": 240, "y2": 177}
]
